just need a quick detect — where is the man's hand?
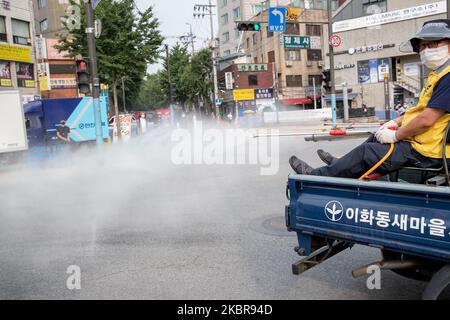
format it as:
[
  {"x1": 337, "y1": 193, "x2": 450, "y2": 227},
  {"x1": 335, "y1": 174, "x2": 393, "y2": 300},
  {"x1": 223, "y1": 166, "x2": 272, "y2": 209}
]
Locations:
[
  {"x1": 375, "y1": 129, "x2": 399, "y2": 144},
  {"x1": 378, "y1": 119, "x2": 399, "y2": 132}
]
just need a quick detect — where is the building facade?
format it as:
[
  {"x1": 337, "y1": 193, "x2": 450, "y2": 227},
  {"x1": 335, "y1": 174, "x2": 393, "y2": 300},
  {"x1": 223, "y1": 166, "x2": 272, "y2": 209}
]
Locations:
[
  {"x1": 328, "y1": 0, "x2": 447, "y2": 119},
  {"x1": 34, "y1": 0, "x2": 71, "y2": 38},
  {"x1": 0, "y1": 0, "x2": 39, "y2": 104},
  {"x1": 244, "y1": 7, "x2": 331, "y2": 107}
]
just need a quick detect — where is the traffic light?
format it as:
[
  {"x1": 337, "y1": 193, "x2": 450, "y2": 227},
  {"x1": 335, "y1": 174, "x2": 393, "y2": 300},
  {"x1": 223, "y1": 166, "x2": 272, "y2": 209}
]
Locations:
[
  {"x1": 322, "y1": 70, "x2": 331, "y2": 93},
  {"x1": 76, "y1": 58, "x2": 91, "y2": 95},
  {"x1": 237, "y1": 22, "x2": 261, "y2": 32}
]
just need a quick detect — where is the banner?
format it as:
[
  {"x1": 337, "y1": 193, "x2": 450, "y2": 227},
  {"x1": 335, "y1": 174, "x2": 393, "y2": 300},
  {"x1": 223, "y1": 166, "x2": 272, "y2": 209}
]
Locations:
[
  {"x1": 233, "y1": 89, "x2": 255, "y2": 101},
  {"x1": 0, "y1": 44, "x2": 32, "y2": 63},
  {"x1": 0, "y1": 60, "x2": 12, "y2": 87}
]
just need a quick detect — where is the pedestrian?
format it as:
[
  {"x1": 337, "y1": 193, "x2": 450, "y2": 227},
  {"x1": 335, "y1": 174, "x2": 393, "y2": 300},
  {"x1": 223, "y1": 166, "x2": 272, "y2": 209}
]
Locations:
[{"x1": 56, "y1": 119, "x2": 71, "y2": 143}]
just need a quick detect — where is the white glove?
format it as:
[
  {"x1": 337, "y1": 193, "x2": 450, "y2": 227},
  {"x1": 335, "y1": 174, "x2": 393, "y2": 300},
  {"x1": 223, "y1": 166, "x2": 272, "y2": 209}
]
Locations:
[
  {"x1": 378, "y1": 120, "x2": 398, "y2": 132},
  {"x1": 375, "y1": 128, "x2": 399, "y2": 144}
]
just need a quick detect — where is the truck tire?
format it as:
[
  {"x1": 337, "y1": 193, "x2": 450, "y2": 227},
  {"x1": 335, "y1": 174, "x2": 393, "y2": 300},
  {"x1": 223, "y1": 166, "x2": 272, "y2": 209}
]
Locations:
[{"x1": 381, "y1": 250, "x2": 444, "y2": 282}]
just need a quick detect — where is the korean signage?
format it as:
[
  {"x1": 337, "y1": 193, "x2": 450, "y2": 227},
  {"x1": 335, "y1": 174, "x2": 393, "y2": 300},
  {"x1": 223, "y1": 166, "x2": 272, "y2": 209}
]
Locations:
[
  {"x1": 348, "y1": 43, "x2": 386, "y2": 55},
  {"x1": 310, "y1": 36, "x2": 322, "y2": 50},
  {"x1": 0, "y1": 61, "x2": 12, "y2": 87},
  {"x1": 237, "y1": 64, "x2": 268, "y2": 72},
  {"x1": 333, "y1": 1, "x2": 447, "y2": 33},
  {"x1": 323, "y1": 200, "x2": 449, "y2": 241},
  {"x1": 1, "y1": 0, "x2": 10, "y2": 10},
  {"x1": 46, "y1": 39, "x2": 71, "y2": 60},
  {"x1": 233, "y1": 89, "x2": 255, "y2": 101},
  {"x1": 357, "y1": 58, "x2": 391, "y2": 84},
  {"x1": 225, "y1": 72, "x2": 233, "y2": 90},
  {"x1": 283, "y1": 36, "x2": 311, "y2": 49},
  {"x1": 35, "y1": 37, "x2": 47, "y2": 60},
  {"x1": 0, "y1": 44, "x2": 32, "y2": 63},
  {"x1": 113, "y1": 114, "x2": 132, "y2": 143},
  {"x1": 50, "y1": 78, "x2": 77, "y2": 89},
  {"x1": 286, "y1": 7, "x2": 301, "y2": 21},
  {"x1": 255, "y1": 88, "x2": 274, "y2": 100}
]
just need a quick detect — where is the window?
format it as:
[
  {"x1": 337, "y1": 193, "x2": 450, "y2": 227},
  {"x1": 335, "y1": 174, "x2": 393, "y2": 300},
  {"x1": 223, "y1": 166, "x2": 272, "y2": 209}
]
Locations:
[
  {"x1": 222, "y1": 32, "x2": 230, "y2": 43},
  {"x1": 252, "y1": 33, "x2": 257, "y2": 45},
  {"x1": 38, "y1": 0, "x2": 46, "y2": 9},
  {"x1": 286, "y1": 75, "x2": 302, "y2": 87},
  {"x1": 308, "y1": 75, "x2": 322, "y2": 86},
  {"x1": 221, "y1": 14, "x2": 229, "y2": 25},
  {"x1": 363, "y1": 0, "x2": 387, "y2": 16},
  {"x1": 235, "y1": 29, "x2": 240, "y2": 38},
  {"x1": 0, "y1": 61, "x2": 12, "y2": 87},
  {"x1": 306, "y1": 24, "x2": 321, "y2": 36},
  {"x1": 246, "y1": 37, "x2": 250, "y2": 48},
  {"x1": 40, "y1": 19, "x2": 49, "y2": 33},
  {"x1": 0, "y1": 16, "x2": 6, "y2": 42},
  {"x1": 285, "y1": 49, "x2": 301, "y2": 61},
  {"x1": 266, "y1": 27, "x2": 273, "y2": 38},
  {"x1": 220, "y1": 0, "x2": 228, "y2": 8},
  {"x1": 248, "y1": 75, "x2": 258, "y2": 86},
  {"x1": 251, "y1": 4, "x2": 262, "y2": 15},
  {"x1": 12, "y1": 19, "x2": 31, "y2": 45},
  {"x1": 268, "y1": 51, "x2": 275, "y2": 63},
  {"x1": 233, "y1": 7, "x2": 241, "y2": 20},
  {"x1": 307, "y1": 49, "x2": 322, "y2": 61},
  {"x1": 16, "y1": 63, "x2": 35, "y2": 88},
  {"x1": 223, "y1": 50, "x2": 231, "y2": 56},
  {"x1": 285, "y1": 23, "x2": 300, "y2": 35}
]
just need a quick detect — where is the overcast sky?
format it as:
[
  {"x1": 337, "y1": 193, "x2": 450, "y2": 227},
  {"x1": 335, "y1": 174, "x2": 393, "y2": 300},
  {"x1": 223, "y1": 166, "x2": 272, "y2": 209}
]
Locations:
[{"x1": 134, "y1": 0, "x2": 219, "y2": 73}]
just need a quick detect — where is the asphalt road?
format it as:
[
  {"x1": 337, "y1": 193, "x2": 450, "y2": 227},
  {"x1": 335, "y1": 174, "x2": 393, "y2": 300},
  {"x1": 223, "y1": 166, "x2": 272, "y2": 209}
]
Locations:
[{"x1": 0, "y1": 122, "x2": 447, "y2": 300}]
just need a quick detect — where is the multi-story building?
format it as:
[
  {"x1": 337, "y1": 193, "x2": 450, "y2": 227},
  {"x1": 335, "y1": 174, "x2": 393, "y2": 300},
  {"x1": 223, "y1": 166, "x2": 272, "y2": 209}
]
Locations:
[
  {"x1": 328, "y1": 0, "x2": 447, "y2": 119},
  {"x1": 34, "y1": 0, "x2": 78, "y2": 99},
  {"x1": 0, "y1": 0, "x2": 39, "y2": 104},
  {"x1": 34, "y1": 0, "x2": 71, "y2": 38},
  {"x1": 243, "y1": 6, "x2": 333, "y2": 107}
]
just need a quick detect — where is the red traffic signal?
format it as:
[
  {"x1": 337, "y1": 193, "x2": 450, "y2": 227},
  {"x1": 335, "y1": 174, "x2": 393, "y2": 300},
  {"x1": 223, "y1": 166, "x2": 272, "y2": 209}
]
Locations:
[{"x1": 76, "y1": 59, "x2": 91, "y2": 95}]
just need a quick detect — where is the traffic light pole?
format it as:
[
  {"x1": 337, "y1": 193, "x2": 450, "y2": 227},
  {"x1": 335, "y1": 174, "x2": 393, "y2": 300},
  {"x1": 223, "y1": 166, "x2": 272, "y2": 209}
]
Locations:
[
  {"x1": 327, "y1": 0, "x2": 337, "y2": 128},
  {"x1": 84, "y1": 0, "x2": 103, "y2": 147}
]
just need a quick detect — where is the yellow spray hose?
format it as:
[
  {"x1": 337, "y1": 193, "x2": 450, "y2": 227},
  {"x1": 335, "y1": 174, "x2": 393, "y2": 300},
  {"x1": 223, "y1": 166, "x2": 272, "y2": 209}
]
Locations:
[{"x1": 359, "y1": 143, "x2": 395, "y2": 180}]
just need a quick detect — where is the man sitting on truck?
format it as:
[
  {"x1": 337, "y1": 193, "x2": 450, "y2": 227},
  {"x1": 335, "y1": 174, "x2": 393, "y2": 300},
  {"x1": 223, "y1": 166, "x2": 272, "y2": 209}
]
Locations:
[
  {"x1": 56, "y1": 119, "x2": 71, "y2": 143},
  {"x1": 289, "y1": 19, "x2": 450, "y2": 178}
]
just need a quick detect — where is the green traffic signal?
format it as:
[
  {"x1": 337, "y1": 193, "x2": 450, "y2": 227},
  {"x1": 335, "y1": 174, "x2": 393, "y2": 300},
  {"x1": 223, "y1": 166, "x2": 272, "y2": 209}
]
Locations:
[
  {"x1": 237, "y1": 22, "x2": 261, "y2": 32},
  {"x1": 254, "y1": 23, "x2": 261, "y2": 31}
]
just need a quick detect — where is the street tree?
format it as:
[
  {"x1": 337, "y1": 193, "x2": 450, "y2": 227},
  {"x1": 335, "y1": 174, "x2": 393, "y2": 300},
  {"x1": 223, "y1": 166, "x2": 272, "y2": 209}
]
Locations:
[{"x1": 56, "y1": 0, "x2": 163, "y2": 124}]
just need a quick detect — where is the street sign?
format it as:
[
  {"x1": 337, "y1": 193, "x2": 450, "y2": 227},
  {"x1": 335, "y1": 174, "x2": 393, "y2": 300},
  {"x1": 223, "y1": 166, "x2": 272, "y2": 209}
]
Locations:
[
  {"x1": 215, "y1": 98, "x2": 222, "y2": 106},
  {"x1": 92, "y1": 0, "x2": 101, "y2": 9},
  {"x1": 283, "y1": 36, "x2": 311, "y2": 49},
  {"x1": 269, "y1": 7, "x2": 286, "y2": 33},
  {"x1": 94, "y1": 19, "x2": 102, "y2": 38},
  {"x1": 329, "y1": 34, "x2": 342, "y2": 48}
]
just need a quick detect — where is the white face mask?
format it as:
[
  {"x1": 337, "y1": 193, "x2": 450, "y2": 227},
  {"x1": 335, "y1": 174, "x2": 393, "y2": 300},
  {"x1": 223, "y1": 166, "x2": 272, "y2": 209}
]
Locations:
[{"x1": 420, "y1": 45, "x2": 449, "y2": 70}]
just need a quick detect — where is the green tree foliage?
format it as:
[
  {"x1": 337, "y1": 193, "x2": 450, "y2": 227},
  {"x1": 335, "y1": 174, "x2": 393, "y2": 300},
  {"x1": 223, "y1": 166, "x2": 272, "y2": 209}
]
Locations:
[
  {"x1": 135, "y1": 71, "x2": 167, "y2": 110},
  {"x1": 56, "y1": 0, "x2": 163, "y2": 110}
]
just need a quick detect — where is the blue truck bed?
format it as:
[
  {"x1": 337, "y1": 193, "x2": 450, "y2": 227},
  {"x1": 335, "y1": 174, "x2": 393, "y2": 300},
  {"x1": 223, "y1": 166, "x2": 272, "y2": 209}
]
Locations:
[{"x1": 286, "y1": 175, "x2": 450, "y2": 263}]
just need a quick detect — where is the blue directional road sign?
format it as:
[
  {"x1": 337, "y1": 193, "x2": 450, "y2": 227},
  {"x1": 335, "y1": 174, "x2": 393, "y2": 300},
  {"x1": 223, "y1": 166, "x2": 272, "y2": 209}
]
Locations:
[
  {"x1": 215, "y1": 98, "x2": 222, "y2": 106},
  {"x1": 269, "y1": 7, "x2": 286, "y2": 33}
]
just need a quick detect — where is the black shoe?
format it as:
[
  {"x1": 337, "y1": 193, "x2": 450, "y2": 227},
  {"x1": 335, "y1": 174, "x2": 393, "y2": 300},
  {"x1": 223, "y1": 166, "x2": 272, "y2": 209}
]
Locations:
[
  {"x1": 289, "y1": 156, "x2": 314, "y2": 175},
  {"x1": 317, "y1": 149, "x2": 337, "y2": 165}
]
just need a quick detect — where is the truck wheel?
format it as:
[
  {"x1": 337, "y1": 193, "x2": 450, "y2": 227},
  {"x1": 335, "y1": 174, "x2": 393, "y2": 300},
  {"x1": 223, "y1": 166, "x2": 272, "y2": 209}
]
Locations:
[{"x1": 381, "y1": 250, "x2": 444, "y2": 282}]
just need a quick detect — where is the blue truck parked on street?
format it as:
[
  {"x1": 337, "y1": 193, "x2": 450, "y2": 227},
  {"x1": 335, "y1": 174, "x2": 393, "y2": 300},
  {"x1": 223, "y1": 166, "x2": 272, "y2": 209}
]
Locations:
[{"x1": 24, "y1": 97, "x2": 109, "y2": 147}]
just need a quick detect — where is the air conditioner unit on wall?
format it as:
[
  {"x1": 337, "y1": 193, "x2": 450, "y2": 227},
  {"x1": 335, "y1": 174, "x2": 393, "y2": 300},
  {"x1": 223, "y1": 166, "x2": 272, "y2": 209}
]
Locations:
[
  {"x1": 286, "y1": 60, "x2": 293, "y2": 67},
  {"x1": 318, "y1": 61, "x2": 324, "y2": 67},
  {"x1": 306, "y1": 61, "x2": 313, "y2": 67}
]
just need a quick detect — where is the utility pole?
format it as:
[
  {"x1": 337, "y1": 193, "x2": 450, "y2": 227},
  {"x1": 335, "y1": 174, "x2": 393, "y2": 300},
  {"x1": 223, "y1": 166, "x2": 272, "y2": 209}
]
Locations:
[
  {"x1": 194, "y1": 1, "x2": 219, "y2": 120},
  {"x1": 165, "y1": 44, "x2": 175, "y2": 126},
  {"x1": 84, "y1": 0, "x2": 103, "y2": 147},
  {"x1": 327, "y1": 0, "x2": 337, "y2": 128},
  {"x1": 186, "y1": 23, "x2": 195, "y2": 53}
]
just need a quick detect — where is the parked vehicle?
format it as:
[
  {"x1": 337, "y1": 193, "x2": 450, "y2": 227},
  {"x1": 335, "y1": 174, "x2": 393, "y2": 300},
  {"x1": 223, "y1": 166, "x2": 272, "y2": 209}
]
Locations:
[
  {"x1": 0, "y1": 91, "x2": 28, "y2": 165},
  {"x1": 23, "y1": 97, "x2": 109, "y2": 147}
]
